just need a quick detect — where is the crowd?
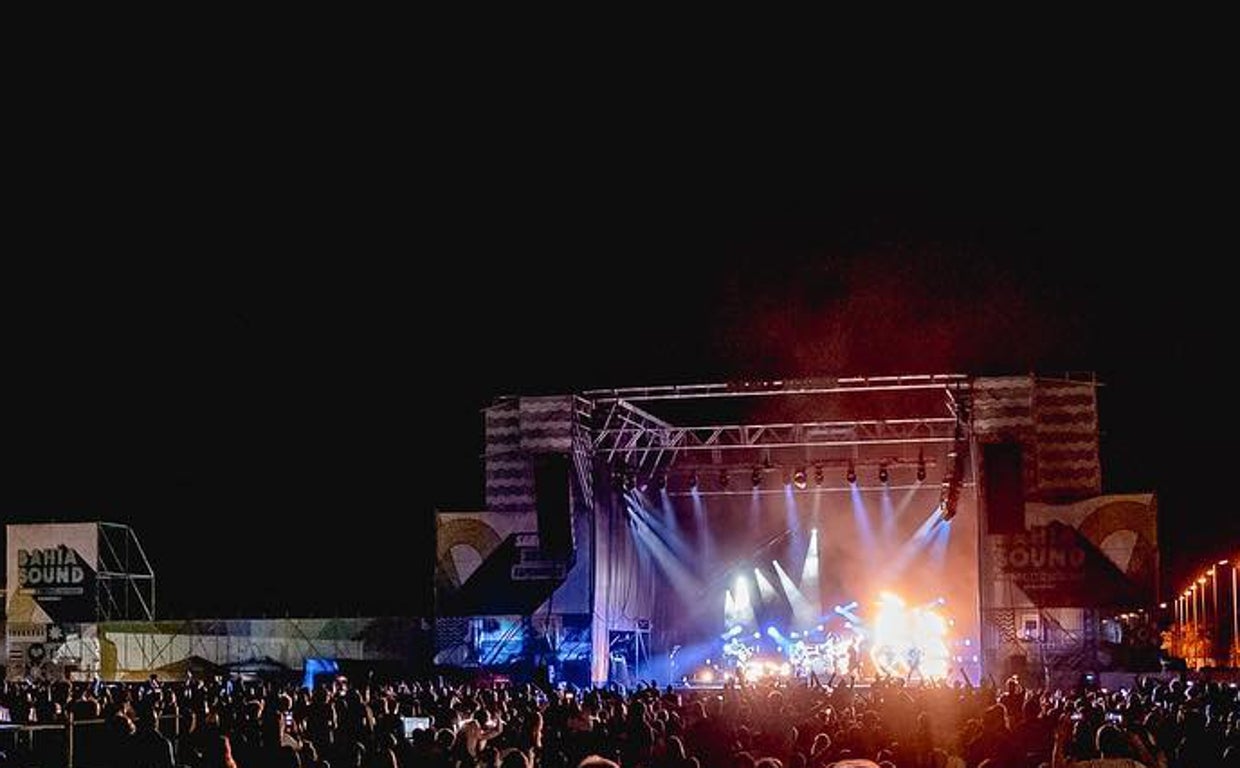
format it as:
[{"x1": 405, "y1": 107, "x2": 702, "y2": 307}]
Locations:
[{"x1": 0, "y1": 671, "x2": 1237, "y2": 768}]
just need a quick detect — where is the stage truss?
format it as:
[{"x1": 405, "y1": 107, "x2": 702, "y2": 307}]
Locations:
[
  {"x1": 583, "y1": 374, "x2": 972, "y2": 503},
  {"x1": 97, "y1": 522, "x2": 156, "y2": 622}
]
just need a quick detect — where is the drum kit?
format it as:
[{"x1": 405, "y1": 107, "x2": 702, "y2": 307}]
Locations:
[
  {"x1": 789, "y1": 635, "x2": 852, "y2": 676},
  {"x1": 720, "y1": 631, "x2": 859, "y2": 679},
  {"x1": 722, "y1": 636, "x2": 757, "y2": 665}
]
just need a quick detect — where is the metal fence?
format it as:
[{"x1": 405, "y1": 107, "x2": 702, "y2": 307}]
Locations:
[{"x1": 0, "y1": 712, "x2": 182, "y2": 768}]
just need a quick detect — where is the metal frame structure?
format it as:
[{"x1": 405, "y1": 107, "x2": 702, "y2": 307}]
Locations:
[
  {"x1": 584, "y1": 374, "x2": 969, "y2": 402},
  {"x1": 585, "y1": 374, "x2": 971, "y2": 502},
  {"x1": 96, "y1": 522, "x2": 156, "y2": 622}
]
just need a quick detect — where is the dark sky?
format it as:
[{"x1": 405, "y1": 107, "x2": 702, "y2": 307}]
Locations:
[{"x1": 5, "y1": 96, "x2": 1237, "y2": 619}]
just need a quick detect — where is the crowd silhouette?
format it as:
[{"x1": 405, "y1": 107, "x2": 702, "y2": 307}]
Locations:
[{"x1": 0, "y1": 671, "x2": 1237, "y2": 768}]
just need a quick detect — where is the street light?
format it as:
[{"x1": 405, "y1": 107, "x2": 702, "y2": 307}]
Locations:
[
  {"x1": 1233, "y1": 563, "x2": 1239, "y2": 663},
  {"x1": 1185, "y1": 585, "x2": 1195, "y2": 635},
  {"x1": 1199, "y1": 576, "x2": 1209, "y2": 634},
  {"x1": 1185, "y1": 593, "x2": 1195, "y2": 665},
  {"x1": 1210, "y1": 568, "x2": 1219, "y2": 633},
  {"x1": 1230, "y1": 561, "x2": 1239, "y2": 661}
]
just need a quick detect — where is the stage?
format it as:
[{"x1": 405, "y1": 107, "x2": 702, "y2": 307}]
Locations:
[{"x1": 432, "y1": 374, "x2": 1155, "y2": 689}]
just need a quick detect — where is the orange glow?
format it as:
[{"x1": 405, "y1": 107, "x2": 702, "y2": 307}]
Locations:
[{"x1": 870, "y1": 591, "x2": 951, "y2": 679}]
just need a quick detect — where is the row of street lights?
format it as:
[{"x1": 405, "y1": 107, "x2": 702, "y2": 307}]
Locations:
[{"x1": 1172, "y1": 555, "x2": 1238, "y2": 668}]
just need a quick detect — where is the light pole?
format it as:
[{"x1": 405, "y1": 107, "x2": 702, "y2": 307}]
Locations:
[
  {"x1": 1232, "y1": 561, "x2": 1238, "y2": 661},
  {"x1": 1199, "y1": 577, "x2": 1208, "y2": 628},
  {"x1": 1192, "y1": 584, "x2": 1198, "y2": 631},
  {"x1": 1191, "y1": 584, "x2": 1200, "y2": 666},
  {"x1": 1180, "y1": 592, "x2": 1187, "y2": 661},
  {"x1": 1201, "y1": 576, "x2": 1211, "y2": 663},
  {"x1": 1187, "y1": 589, "x2": 1197, "y2": 662},
  {"x1": 1211, "y1": 568, "x2": 1220, "y2": 621},
  {"x1": 1179, "y1": 594, "x2": 1187, "y2": 654}
]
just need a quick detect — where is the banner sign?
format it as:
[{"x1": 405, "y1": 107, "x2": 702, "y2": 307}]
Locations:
[
  {"x1": 991, "y1": 521, "x2": 1144, "y2": 607},
  {"x1": 6, "y1": 524, "x2": 99, "y2": 624}
]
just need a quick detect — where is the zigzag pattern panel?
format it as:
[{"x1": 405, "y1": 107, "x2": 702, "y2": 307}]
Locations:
[
  {"x1": 519, "y1": 396, "x2": 576, "y2": 453},
  {"x1": 984, "y1": 608, "x2": 1019, "y2": 643},
  {"x1": 486, "y1": 401, "x2": 535, "y2": 513},
  {"x1": 972, "y1": 376, "x2": 1035, "y2": 438},
  {"x1": 1033, "y1": 381, "x2": 1100, "y2": 498}
]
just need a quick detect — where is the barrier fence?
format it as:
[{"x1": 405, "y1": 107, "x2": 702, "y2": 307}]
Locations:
[{"x1": 0, "y1": 711, "x2": 181, "y2": 768}]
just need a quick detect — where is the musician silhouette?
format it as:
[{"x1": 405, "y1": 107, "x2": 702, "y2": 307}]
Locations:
[
  {"x1": 907, "y1": 645, "x2": 924, "y2": 681},
  {"x1": 847, "y1": 639, "x2": 862, "y2": 677}
]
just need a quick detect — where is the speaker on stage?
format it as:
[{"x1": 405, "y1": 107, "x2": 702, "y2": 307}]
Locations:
[
  {"x1": 983, "y1": 443, "x2": 1025, "y2": 535},
  {"x1": 534, "y1": 453, "x2": 573, "y2": 556}
]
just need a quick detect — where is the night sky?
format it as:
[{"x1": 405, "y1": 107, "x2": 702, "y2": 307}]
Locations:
[{"x1": 5, "y1": 114, "x2": 1237, "y2": 621}]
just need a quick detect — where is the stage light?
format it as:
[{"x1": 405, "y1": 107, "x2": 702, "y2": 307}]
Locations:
[
  {"x1": 793, "y1": 467, "x2": 808, "y2": 490},
  {"x1": 752, "y1": 467, "x2": 762, "y2": 489},
  {"x1": 939, "y1": 487, "x2": 958, "y2": 521},
  {"x1": 617, "y1": 465, "x2": 635, "y2": 491},
  {"x1": 655, "y1": 473, "x2": 667, "y2": 491},
  {"x1": 878, "y1": 464, "x2": 889, "y2": 484},
  {"x1": 814, "y1": 465, "x2": 824, "y2": 486},
  {"x1": 689, "y1": 471, "x2": 699, "y2": 490},
  {"x1": 917, "y1": 453, "x2": 926, "y2": 482},
  {"x1": 846, "y1": 462, "x2": 857, "y2": 484},
  {"x1": 719, "y1": 469, "x2": 730, "y2": 488}
]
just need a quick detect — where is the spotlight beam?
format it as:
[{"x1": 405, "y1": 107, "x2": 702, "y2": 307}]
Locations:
[
  {"x1": 772, "y1": 560, "x2": 815, "y2": 628},
  {"x1": 800, "y1": 529, "x2": 820, "y2": 609}
]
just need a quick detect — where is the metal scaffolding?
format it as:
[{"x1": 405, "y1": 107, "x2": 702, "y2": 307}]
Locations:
[
  {"x1": 96, "y1": 522, "x2": 156, "y2": 621},
  {"x1": 584, "y1": 374, "x2": 968, "y2": 493},
  {"x1": 584, "y1": 374, "x2": 970, "y2": 402}
]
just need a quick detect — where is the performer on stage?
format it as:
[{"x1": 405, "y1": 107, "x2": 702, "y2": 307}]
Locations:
[
  {"x1": 847, "y1": 637, "x2": 862, "y2": 678},
  {"x1": 722, "y1": 636, "x2": 755, "y2": 674},
  {"x1": 906, "y1": 645, "x2": 924, "y2": 682}
]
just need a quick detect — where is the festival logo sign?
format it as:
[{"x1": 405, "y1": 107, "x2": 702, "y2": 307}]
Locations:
[
  {"x1": 6, "y1": 524, "x2": 99, "y2": 624},
  {"x1": 991, "y1": 521, "x2": 1144, "y2": 608}
]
